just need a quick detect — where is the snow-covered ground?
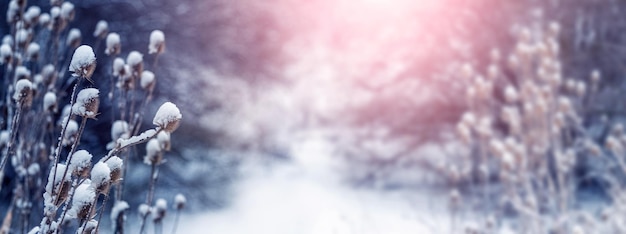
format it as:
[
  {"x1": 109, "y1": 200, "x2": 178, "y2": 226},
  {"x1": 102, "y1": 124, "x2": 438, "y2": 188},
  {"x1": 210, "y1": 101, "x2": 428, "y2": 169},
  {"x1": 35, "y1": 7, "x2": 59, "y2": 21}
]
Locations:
[{"x1": 178, "y1": 155, "x2": 451, "y2": 234}]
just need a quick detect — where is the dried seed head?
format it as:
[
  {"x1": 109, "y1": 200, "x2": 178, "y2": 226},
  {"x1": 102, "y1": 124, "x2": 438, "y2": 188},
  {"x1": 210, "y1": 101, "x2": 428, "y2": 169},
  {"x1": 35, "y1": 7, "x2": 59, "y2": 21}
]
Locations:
[
  {"x1": 111, "y1": 201, "x2": 129, "y2": 222},
  {"x1": 0, "y1": 44, "x2": 12, "y2": 65},
  {"x1": 41, "y1": 64, "x2": 57, "y2": 88},
  {"x1": 71, "y1": 183, "x2": 95, "y2": 222},
  {"x1": 14, "y1": 66, "x2": 31, "y2": 81},
  {"x1": 148, "y1": 30, "x2": 165, "y2": 55},
  {"x1": 44, "y1": 164, "x2": 71, "y2": 207},
  {"x1": 118, "y1": 65, "x2": 134, "y2": 90},
  {"x1": 27, "y1": 42, "x2": 40, "y2": 61},
  {"x1": 69, "y1": 45, "x2": 96, "y2": 81},
  {"x1": 93, "y1": 20, "x2": 108, "y2": 39},
  {"x1": 153, "y1": 102, "x2": 182, "y2": 133},
  {"x1": 7, "y1": 1, "x2": 19, "y2": 24},
  {"x1": 66, "y1": 28, "x2": 81, "y2": 48},
  {"x1": 157, "y1": 131, "x2": 171, "y2": 151},
  {"x1": 91, "y1": 162, "x2": 111, "y2": 194},
  {"x1": 138, "y1": 204, "x2": 151, "y2": 218},
  {"x1": 140, "y1": 70, "x2": 156, "y2": 92},
  {"x1": 144, "y1": 139, "x2": 163, "y2": 165},
  {"x1": 49, "y1": 6, "x2": 66, "y2": 32},
  {"x1": 174, "y1": 194, "x2": 186, "y2": 210},
  {"x1": 105, "y1": 156, "x2": 123, "y2": 183},
  {"x1": 13, "y1": 79, "x2": 34, "y2": 107},
  {"x1": 152, "y1": 199, "x2": 167, "y2": 222},
  {"x1": 24, "y1": 6, "x2": 41, "y2": 26},
  {"x1": 111, "y1": 120, "x2": 130, "y2": 142},
  {"x1": 43, "y1": 92, "x2": 57, "y2": 112},
  {"x1": 60, "y1": 2, "x2": 75, "y2": 21},
  {"x1": 111, "y1": 58, "x2": 125, "y2": 78},
  {"x1": 77, "y1": 219, "x2": 98, "y2": 234},
  {"x1": 69, "y1": 150, "x2": 93, "y2": 178},
  {"x1": 62, "y1": 119, "x2": 79, "y2": 146},
  {"x1": 16, "y1": 29, "x2": 31, "y2": 49},
  {"x1": 105, "y1": 33, "x2": 121, "y2": 56},
  {"x1": 72, "y1": 88, "x2": 99, "y2": 119},
  {"x1": 39, "y1": 13, "x2": 50, "y2": 27},
  {"x1": 127, "y1": 51, "x2": 143, "y2": 77}
]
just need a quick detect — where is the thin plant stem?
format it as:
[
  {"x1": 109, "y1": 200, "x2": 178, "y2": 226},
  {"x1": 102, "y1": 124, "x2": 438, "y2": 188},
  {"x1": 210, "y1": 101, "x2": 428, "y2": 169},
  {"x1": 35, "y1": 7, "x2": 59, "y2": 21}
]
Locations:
[
  {"x1": 53, "y1": 117, "x2": 87, "y2": 205},
  {"x1": 94, "y1": 194, "x2": 110, "y2": 234},
  {"x1": 139, "y1": 163, "x2": 159, "y2": 234},
  {"x1": 0, "y1": 103, "x2": 23, "y2": 174},
  {"x1": 56, "y1": 178, "x2": 86, "y2": 232},
  {"x1": 50, "y1": 78, "x2": 82, "y2": 202},
  {"x1": 171, "y1": 210, "x2": 181, "y2": 234}
]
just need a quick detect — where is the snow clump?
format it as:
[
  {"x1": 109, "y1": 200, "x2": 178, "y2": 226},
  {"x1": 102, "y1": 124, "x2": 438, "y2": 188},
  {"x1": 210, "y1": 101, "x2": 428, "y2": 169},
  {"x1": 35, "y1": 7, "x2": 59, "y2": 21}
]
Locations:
[
  {"x1": 148, "y1": 30, "x2": 165, "y2": 54},
  {"x1": 153, "y1": 102, "x2": 182, "y2": 132},
  {"x1": 72, "y1": 88, "x2": 99, "y2": 118},
  {"x1": 69, "y1": 45, "x2": 96, "y2": 80}
]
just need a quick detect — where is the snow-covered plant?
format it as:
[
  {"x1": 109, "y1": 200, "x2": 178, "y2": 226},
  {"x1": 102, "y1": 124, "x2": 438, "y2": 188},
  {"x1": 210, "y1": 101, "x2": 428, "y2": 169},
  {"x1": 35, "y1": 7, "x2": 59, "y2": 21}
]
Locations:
[
  {"x1": 153, "y1": 101, "x2": 182, "y2": 133},
  {"x1": 91, "y1": 162, "x2": 111, "y2": 194},
  {"x1": 66, "y1": 28, "x2": 82, "y2": 48},
  {"x1": 93, "y1": 20, "x2": 108, "y2": 39},
  {"x1": 127, "y1": 51, "x2": 143, "y2": 78},
  {"x1": 152, "y1": 198, "x2": 167, "y2": 224},
  {"x1": 105, "y1": 32, "x2": 121, "y2": 56},
  {"x1": 148, "y1": 30, "x2": 165, "y2": 55},
  {"x1": 0, "y1": 1, "x2": 186, "y2": 233},
  {"x1": 68, "y1": 150, "x2": 92, "y2": 178},
  {"x1": 68, "y1": 45, "x2": 96, "y2": 82},
  {"x1": 171, "y1": 193, "x2": 186, "y2": 234},
  {"x1": 72, "y1": 88, "x2": 99, "y2": 119},
  {"x1": 448, "y1": 18, "x2": 609, "y2": 232}
]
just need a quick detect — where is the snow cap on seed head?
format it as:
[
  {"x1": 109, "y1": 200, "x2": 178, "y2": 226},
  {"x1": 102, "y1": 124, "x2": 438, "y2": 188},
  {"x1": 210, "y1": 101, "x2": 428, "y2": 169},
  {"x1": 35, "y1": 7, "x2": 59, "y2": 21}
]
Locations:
[
  {"x1": 14, "y1": 79, "x2": 34, "y2": 107},
  {"x1": 69, "y1": 150, "x2": 93, "y2": 178},
  {"x1": 27, "y1": 43, "x2": 40, "y2": 61},
  {"x1": 70, "y1": 182, "x2": 95, "y2": 221},
  {"x1": 69, "y1": 45, "x2": 96, "y2": 82},
  {"x1": 152, "y1": 198, "x2": 167, "y2": 222},
  {"x1": 127, "y1": 51, "x2": 143, "y2": 77},
  {"x1": 174, "y1": 194, "x2": 186, "y2": 210},
  {"x1": 72, "y1": 88, "x2": 99, "y2": 119},
  {"x1": 105, "y1": 156, "x2": 123, "y2": 183},
  {"x1": 144, "y1": 139, "x2": 163, "y2": 165},
  {"x1": 0, "y1": 44, "x2": 12, "y2": 65},
  {"x1": 60, "y1": 2, "x2": 75, "y2": 21},
  {"x1": 91, "y1": 162, "x2": 111, "y2": 194},
  {"x1": 66, "y1": 28, "x2": 81, "y2": 48},
  {"x1": 149, "y1": 30, "x2": 165, "y2": 54},
  {"x1": 105, "y1": 33, "x2": 121, "y2": 56},
  {"x1": 93, "y1": 20, "x2": 108, "y2": 39},
  {"x1": 141, "y1": 70, "x2": 156, "y2": 92},
  {"x1": 43, "y1": 92, "x2": 57, "y2": 113},
  {"x1": 153, "y1": 102, "x2": 182, "y2": 133}
]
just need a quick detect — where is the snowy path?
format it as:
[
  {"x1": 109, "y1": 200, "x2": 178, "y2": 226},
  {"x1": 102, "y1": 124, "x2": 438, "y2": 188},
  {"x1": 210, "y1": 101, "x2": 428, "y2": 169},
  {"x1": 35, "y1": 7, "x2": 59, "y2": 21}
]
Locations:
[{"x1": 177, "y1": 156, "x2": 453, "y2": 234}]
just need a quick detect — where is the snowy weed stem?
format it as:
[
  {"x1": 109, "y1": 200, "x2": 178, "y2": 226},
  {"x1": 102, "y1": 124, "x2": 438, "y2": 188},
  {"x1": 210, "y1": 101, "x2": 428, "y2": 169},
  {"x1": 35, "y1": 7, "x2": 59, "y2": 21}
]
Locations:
[{"x1": 50, "y1": 78, "x2": 82, "y2": 201}]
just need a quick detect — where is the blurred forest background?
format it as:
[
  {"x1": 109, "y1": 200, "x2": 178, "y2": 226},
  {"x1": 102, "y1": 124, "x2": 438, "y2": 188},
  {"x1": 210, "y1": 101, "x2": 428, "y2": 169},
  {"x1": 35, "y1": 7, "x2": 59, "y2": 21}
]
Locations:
[{"x1": 3, "y1": 0, "x2": 626, "y2": 233}]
